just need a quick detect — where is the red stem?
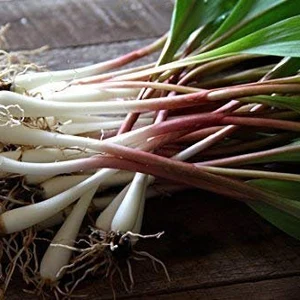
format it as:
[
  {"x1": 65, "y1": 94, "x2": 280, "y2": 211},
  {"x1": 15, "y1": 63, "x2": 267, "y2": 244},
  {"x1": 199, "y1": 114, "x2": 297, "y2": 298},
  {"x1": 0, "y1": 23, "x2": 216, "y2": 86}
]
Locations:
[
  {"x1": 207, "y1": 84, "x2": 300, "y2": 102},
  {"x1": 197, "y1": 144, "x2": 300, "y2": 167},
  {"x1": 89, "y1": 143, "x2": 277, "y2": 203},
  {"x1": 176, "y1": 126, "x2": 225, "y2": 143},
  {"x1": 221, "y1": 116, "x2": 300, "y2": 132},
  {"x1": 85, "y1": 155, "x2": 249, "y2": 201}
]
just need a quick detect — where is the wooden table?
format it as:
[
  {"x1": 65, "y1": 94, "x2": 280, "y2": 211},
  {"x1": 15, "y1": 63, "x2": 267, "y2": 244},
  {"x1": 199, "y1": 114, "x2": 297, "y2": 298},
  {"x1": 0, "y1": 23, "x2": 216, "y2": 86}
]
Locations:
[{"x1": 2, "y1": 1, "x2": 300, "y2": 299}]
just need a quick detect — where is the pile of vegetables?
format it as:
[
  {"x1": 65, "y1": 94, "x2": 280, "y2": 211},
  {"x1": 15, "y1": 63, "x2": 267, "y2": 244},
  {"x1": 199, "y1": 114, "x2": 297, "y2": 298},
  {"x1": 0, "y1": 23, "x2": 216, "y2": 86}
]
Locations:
[{"x1": 1, "y1": 0, "x2": 300, "y2": 298}]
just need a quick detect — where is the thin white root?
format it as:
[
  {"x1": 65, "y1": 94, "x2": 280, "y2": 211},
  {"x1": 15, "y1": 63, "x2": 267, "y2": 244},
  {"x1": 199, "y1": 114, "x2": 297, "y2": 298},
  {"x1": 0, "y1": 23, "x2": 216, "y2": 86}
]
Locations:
[
  {"x1": 0, "y1": 104, "x2": 24, "y2": 127},
  {"x1": 40, "y1": 187, "x2": 97, "y2": 282}
]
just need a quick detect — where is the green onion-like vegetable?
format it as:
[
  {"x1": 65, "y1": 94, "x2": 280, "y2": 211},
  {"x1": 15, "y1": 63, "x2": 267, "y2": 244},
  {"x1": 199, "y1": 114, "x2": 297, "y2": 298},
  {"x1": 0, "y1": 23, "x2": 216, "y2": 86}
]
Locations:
[{"x1": 1, "y1": 0, "x2": 300, "y2": 298}]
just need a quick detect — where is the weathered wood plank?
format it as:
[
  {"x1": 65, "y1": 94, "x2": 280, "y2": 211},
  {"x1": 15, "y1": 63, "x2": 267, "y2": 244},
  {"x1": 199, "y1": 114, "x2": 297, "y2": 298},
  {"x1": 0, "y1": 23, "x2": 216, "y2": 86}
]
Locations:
[
  {"x1": 0, "y1": 0, "x2": 173, "y2": 51},
  {"x1": 128, "y1": 276, "x2": 300, "y2": 300},
  {"x1": 5, "y1": 191, "x2": 300, "y2": 299},
  {"x1": 3, "y1": 1, "x2": 300, "y2": 299},
  {"x1": 24, "y1": 38, "x2": 158, "y2": 71}
]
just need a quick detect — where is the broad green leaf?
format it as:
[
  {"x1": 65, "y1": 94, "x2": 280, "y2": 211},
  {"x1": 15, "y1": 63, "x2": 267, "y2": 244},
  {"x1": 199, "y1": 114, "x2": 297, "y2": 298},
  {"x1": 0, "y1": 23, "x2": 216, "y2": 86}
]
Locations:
[
  {"x1": 122, "y1": 17, "x2": 300, "y2": 88},
  {"x1": 158, "y1": 0, "x2": 237, "y2": 64},
  {"x1": 249, "y1": 179, "x2": 300, "y2": 200},
  {"x1": 248, "y1": 179, "x2": 300, "y2": 239},
  {"x1": 224, "y1": 1, "x2": 300, "y2": 46},
  {"x1": 207, "y1": 0, "x2": 300, "y2": 47},
  {"x1": 162, "y1": 16, "x2": 300, "y2": 73},
  {"x1": 191, "y1": 16, "x2": 300, "y2": 62}
]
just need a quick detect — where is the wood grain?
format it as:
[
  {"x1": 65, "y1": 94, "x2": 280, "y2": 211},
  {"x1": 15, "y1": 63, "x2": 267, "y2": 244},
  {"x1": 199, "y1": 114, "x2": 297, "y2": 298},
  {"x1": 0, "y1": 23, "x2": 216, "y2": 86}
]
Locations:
[
  {"x1": 2, "y1": 1, "x2": 300, "y2": 299},
  {"x1": 24, "y1": 38, "x2": 158, "y2": 71},
  {"x1": 129, "y1": 276, "x2": 300, "y2": 300},
  {"x1": 0, "y1": 0, "x2": 173, "y2": 51},
  {"x1": 6, "y1": 191, "x2": 300, "y2": 299}
]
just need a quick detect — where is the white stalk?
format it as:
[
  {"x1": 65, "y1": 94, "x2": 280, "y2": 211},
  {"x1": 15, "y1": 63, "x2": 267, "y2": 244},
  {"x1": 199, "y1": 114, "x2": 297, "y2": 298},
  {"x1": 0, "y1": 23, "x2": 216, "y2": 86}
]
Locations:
[
  {"x1": 47, "y1": 87, "x2": 139, "y2": 102},
  {"x1": 0, "y1": 155, "x2": 95, "y2": 177},
  {"x1": 56, "y1": 115, "x2": 150, "y2": 124},
  {"x1": 39, "y1": 187, "x2": 97, "y2": 282},
  {"x1": 0, "y1": 168, "x2": 117, "y2": 234},
  {"x1": 0, "y1": 150, "x2": 22, "y2": 160},
  {"x1": 0, "y1": 121, "x2": 154, "y2": 151},
  {"x1": 37, "y1": 193, "x2": 115, "y2": 231},
  {"x1": 16, "y1": 148, "x2": 94, "y2": 183},
  {"x1": 13, "y1": 60, "x2": 126, "y2": 91},
  {"x1": 0, "y1": 148, "x2": 94, "y2": 163},
  {"x1": 95, "y1": 185, "x2": 130, "y2": 232},
  {"x1": 13, "y1": 35, "x2": 166, "y2": 91},
  {"x1": 23, "y1": 148, "x2": 95, "y2": 162},
  {"x1": 97, "y1": 126, "x2": 230, "y2": 236},
  {"x1": 173, "y1": 125, "x2": 236, "y2": 161},
  {"x1": 41, "y1": 172, "x2": 134, "y2": 198},
  {"x1": 0, "y1": 151, "x2": 22, "y2": 178},
  {"x1": 57, "y1": 115, "x2": 126, "y2": 124},
  {"x1": 93, "y1": 184, "x2": 187, "y2": 211},
  {"x1": 131, "y1": 187, "x2": 146, "y2": 236},
  {"x1": 111, "y1": 172, "x2": 148, "y2": 233},
  {"x1": 37, "y1": 184, "x2": 188, "y2": 231},
  {"x1": 3, "y1": 120, "x2": 228, "y2": 235},
  {"x1": 57, "y1": 118, "x2": 152, "y2": 135},
  {"x1": 0, "y1": 125, "x2": 154, "y2": 181},
  {"x1": 0, "y1": 90, "x2": 191, "y2": 117},
  {"x1": 70, "y1": 62, "x2": 155, "y2": 86},
  {"x1": 27, "y1": 81, "x2": 69, "y2": 97},
  {"x1": 0, "y1": 149, "x2": 96, "y2": 179},
  {"x1": 31, "y1": 85, "x2": 139, "y2": 103},
  {"x1": 109, "y1": 112, "x2": 160, "y2": 236}
]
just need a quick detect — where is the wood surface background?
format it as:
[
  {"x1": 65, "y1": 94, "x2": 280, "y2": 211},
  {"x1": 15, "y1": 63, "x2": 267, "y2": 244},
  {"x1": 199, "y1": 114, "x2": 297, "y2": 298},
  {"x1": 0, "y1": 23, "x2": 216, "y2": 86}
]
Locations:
[{"x1": 1, "y1": 1, "x2": 300, "y2": 299}]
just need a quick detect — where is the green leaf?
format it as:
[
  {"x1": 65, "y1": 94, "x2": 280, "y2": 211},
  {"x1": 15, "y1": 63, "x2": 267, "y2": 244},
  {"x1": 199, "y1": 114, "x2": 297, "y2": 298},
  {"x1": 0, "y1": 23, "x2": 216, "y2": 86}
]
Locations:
[
  {"x1": 184, "y1": 17, "x2": 227, "y2": 55},
  {"x1": 158, "y1": 0, "x2": 238, "y2": 64},
  {"x1": 248, "y1": 179, "x2": 300, "y2": 239},
  {"x1": 249, "y1": 179, "x2": 300, "y2": 200},
  {"x1": 158, "y1": 16, "x2": 300, "y2": 74},
  {"x1": 207, "y1": 0, "x2": 300, "y2": 47},
  {"x1": 124, "y1": 16, "x2": 300, "y2": 89},
  {"x1": 192, "y1": 16, "x2": 300, "y2": 61}
]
